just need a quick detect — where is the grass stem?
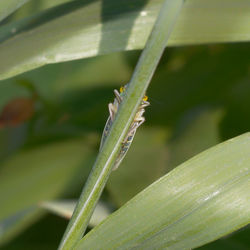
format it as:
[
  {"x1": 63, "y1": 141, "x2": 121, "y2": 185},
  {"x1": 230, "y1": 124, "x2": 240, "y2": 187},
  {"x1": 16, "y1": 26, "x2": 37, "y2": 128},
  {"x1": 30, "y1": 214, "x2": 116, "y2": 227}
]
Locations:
[{"x1": 58, "y1": 1, "x2": 184, "y2": 249}]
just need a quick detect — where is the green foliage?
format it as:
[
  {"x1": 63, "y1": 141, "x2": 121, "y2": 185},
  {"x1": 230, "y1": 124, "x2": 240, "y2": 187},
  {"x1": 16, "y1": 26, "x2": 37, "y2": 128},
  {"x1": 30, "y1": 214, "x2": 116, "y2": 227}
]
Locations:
[
  {"x1": 0, "y1": 138, "x2": 96, "y2": 221},
  {"x1": 0, "y1": 0, "x2": 249, "y2": 249},
  {"x1": 0, "y1": 0, "x2": 30, "y2": 22},
  {"x1": 77, "y1": 133, "x2": 250, "y2": 249},
  {"x1": 0, "y1": 0, "x2": 250, "y2": 80}
]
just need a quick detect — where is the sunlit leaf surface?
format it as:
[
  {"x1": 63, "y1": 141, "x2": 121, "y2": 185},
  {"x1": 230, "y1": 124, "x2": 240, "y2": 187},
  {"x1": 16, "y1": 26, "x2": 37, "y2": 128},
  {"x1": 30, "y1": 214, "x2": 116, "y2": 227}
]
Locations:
[
  {"x1": 40, "y1": 200, "x2": 111, "y2": 227},
  {"x1": 77, "y1": 133, "x2": 250, "y2": 249},
  {"x1": 0, "y1": 0, "x2": 250, "y2": 80},
  {"x1": 0, "y1": 0, "x2": 30, "y2": 22}
]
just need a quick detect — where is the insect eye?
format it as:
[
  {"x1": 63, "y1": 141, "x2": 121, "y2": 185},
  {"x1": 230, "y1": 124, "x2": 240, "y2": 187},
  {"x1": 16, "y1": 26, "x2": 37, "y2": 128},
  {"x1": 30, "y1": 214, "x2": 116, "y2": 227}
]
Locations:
[
  {"x1": 143, "y1": 95, "x2": 148, "y2": 101},
  {"x1": 120, "y1": 86, "x2": 125, "y2": 93}
]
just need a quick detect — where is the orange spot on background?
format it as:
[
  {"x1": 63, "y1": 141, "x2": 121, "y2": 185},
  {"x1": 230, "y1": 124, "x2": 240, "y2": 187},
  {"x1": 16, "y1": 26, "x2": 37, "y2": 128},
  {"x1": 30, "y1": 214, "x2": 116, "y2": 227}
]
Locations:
[{"x1": 0, "y1": 98, "x2": 35, "y2": 128}]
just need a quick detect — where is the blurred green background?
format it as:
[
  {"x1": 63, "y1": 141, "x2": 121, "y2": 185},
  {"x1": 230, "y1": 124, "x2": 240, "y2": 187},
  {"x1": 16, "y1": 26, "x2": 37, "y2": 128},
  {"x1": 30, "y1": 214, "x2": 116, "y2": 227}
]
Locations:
[
  {"x1": 1, "y1": 42, "x2": 249, "y2": 250},
  {"x1": 0, "y1": 1, "x2": 250, "y2": 249}
]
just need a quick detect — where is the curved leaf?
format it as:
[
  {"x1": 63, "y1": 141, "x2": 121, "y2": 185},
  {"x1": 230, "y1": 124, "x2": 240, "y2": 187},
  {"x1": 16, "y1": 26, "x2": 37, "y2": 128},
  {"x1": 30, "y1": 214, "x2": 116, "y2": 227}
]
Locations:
[
  {"x1": 107, "y1": 109, "x2": 223, "y2": 206},
  {"x1": 40, "y1": 200, "x2": 111, "y2": 227},
  {"x1": 0, "y1": 137, "x2": 96, "y2": 221},
  {"x1": 0, "y1": 0, "x2": 250, "y2": 80},
  {"x1": 0, "y1": 0, "x2": 30, "y2": 22},
  {"x1": 0, "y1": 207, "x2": 42, "y2": 246},
  {"x1": 76, "y1": 133, "x2": 250, "y2": 249}
]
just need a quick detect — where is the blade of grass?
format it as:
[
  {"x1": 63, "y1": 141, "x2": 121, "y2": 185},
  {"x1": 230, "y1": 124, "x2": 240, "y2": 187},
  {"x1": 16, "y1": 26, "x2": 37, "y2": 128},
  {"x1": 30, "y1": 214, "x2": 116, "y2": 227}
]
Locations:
[
  {"x1": 75, "y1": 133, "x2": 250, "y2": 249},
  {"x1": 58, "y1": 0, "x2": 184, "y2": 249},
  {"x1": 40, "y1": 200, "x2": 111, "y2": 227},
  {"x1": 1, "y1": 0, "x2": 250, "y2": 80},
  {"x1": 0, "y1": 0, "x2": 30, "y2": 22},
  {"x1": 0, "y1": 207, "x2": 42, "y2": 246}
]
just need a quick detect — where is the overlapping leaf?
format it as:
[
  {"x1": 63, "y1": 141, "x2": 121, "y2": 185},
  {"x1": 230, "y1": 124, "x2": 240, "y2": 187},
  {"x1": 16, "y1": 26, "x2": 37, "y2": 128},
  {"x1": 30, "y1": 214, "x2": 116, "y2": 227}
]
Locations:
[
  {"x1": 0, "y1": 137, "x2": 96, "y2": 221},
  {"x1": 0, "y1": 0, "x2": 250, "y2": 80},
  {"x1": 76, "y1": 133, "x2": 250, "y2": 249},
  {"x1": 0, "y1": 0, "x2": 30, "y2": 22}
]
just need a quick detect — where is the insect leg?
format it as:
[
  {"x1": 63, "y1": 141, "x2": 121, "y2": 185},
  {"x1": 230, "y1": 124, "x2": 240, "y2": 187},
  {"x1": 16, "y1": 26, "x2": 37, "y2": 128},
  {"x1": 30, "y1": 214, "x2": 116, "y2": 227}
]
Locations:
[
  {"x1": 108, "y1": 103, "x2": 117, "y2": 121},
  {"x1": 114, "y1": 89, "x2": 123, "y2": 104},
  {"x1": 136, "y1": 116, "x2": 145, "y2": 127}
]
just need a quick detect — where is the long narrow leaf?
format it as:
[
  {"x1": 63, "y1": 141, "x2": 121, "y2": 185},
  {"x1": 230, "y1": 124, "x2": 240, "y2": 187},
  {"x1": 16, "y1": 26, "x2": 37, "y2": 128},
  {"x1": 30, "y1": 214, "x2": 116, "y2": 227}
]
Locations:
[
  {"x1": 0, "y1": 0, "x2": 250, "y2": 80},
  {"x1": 0, "y1": 0, "x2": 30, "y2": 22},
  {"x1": 40, "y1": 200, "x2": 111, "y2": 227},
  {"x1": 76, "y1": 133, "x2": 250, "y2": 249},
  {"x1": 0, "y1": 138, "x2": 95, "y2": 221},
  {"x1": 0, "y1": 207, "x2": 42, "y2": 246}
]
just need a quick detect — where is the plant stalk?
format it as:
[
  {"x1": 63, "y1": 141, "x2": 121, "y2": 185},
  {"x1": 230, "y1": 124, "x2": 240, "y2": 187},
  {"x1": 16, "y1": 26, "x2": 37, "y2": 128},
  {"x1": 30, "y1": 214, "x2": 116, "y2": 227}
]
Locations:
[{"x1": 58, "y1": 0, "x2": 184, "y2": 249}]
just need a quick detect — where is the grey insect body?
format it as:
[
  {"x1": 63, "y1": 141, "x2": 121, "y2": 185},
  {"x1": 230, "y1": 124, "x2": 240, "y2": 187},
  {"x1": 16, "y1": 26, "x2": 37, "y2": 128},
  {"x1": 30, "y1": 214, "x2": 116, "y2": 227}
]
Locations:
[{"x1": 100, "y1": 84, "x2": 150, "y2": 170}]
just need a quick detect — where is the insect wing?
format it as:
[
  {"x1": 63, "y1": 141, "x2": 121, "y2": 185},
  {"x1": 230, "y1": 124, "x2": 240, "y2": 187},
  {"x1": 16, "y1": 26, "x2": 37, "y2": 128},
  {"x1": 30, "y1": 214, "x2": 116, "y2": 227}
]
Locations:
[
  {"x1": 112, "y1": 126, "x2": 137, "y2": 170},
  {"x1": 100, "y1": 84, "x2": 150, "y2": 170},
  {"x1": 100, "y1": 116, "x2": 112, "y2": 150}
]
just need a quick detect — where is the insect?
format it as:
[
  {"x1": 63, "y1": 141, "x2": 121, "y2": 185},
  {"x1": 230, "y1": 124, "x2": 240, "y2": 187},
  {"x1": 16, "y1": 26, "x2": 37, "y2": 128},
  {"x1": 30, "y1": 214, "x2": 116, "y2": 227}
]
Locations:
[{"x1": 100, "y1": 84, "x2": 150, "y2": 170}]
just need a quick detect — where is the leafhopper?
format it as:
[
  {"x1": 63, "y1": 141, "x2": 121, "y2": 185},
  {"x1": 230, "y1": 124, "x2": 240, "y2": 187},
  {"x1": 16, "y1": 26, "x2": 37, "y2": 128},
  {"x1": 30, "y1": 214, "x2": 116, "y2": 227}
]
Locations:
[{"x1": 100, "y1": 84, "x2": 150, "y2": 170}]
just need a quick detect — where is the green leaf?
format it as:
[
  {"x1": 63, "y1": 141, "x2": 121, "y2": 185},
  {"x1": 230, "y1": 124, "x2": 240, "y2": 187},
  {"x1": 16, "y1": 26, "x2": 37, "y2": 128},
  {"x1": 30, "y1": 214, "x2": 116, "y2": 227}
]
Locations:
[
  {"x1": 40, "y1": 200, "x2": 111, "y2": 227},
  {"x1": 0, "y1": 207, "x2": 43, "y2": 246},
  {"x1": 76, "y1": 133, "x2": 250, "y2": 249},
  {"x1": 107, "y1": 109, "x2": 223, "y2": 207},
  {"x1": 0, "y1": 52, "x2": 130, "y2": 106},
  {"x1": 58, "y1": 1, "x2": 184, "y2": 248},
  {"x1": 1, "y1": 0, "x2": 250, "y2": 80},
  {"x1": 0, "y1": 0, "x2": 30, "y2": 22},
  {"x1": 0, "y1": 137, "x2": 96, "y2": 221},
  {"x1": 3, "y1": 0, "x2": 73, "y2": 24}
]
